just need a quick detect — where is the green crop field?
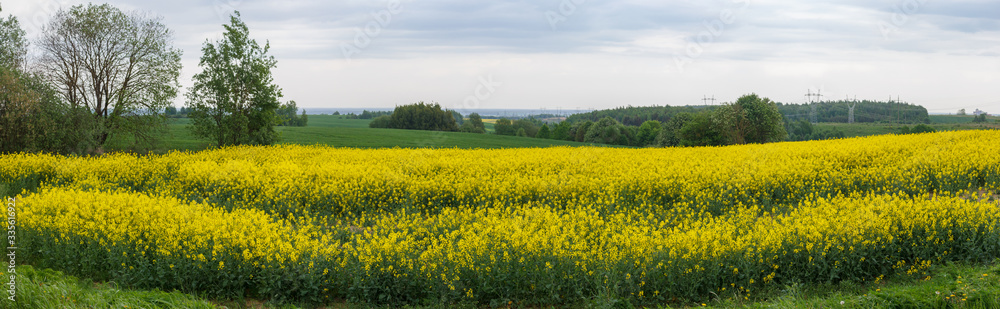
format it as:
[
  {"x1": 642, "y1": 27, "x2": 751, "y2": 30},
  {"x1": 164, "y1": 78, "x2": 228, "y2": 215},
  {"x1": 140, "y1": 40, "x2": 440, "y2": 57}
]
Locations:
[
  {"x1": 152, "y1": 115, "x2": 597, "y2": 152},
  {"x1": 151, "y1": 116, "x2": 1000, "y2": 153},
  {"x1": 295, "y1": 115, "x2": 372, "y2": 128},
  {"x1": 812, "y1": 121, "x2": 1000, "y2": 138},
  {"x1": 930, "y1": 114, "x2": 1000, "y2": 124}
]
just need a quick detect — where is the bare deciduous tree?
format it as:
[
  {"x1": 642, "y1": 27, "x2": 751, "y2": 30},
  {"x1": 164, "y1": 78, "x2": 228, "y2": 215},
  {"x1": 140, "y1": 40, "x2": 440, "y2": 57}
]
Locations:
[{"x1": 37, "y1": 3, "x2": 182, "y2": 151}]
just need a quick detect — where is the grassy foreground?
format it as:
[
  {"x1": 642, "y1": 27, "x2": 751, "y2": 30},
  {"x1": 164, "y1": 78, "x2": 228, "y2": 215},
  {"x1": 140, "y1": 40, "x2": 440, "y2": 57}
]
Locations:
[
  {"x1": 0, "y1": 265, "x2": 216, "y2": 309},
  {"x1": 712, "y1": 261, "x2": 1000, "y2": 309},
  {"x1": 6, "y1": 261, "x2": 1000, "y2": 308}
]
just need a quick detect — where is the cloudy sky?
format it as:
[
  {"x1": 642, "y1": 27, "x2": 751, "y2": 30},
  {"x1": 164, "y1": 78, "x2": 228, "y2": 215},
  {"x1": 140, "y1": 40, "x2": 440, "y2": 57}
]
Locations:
[{"x1": 5, "y1": 0, "x2": 999, "y2": 113}]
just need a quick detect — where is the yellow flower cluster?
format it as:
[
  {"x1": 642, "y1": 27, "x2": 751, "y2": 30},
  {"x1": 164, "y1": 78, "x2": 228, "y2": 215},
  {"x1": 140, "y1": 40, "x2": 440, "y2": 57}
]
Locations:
[
  {"x1": 4, "y1": 130, "x2": 997, "y2": 222},
  {"x1": 4, "y1": 130, "x2": 1000, "y2": 305},
  {"x1": 19, "y1": 187, "x2": 338, "y2": 265},
  {"x1": 16, "y1": 187, "x2": 341, "y2": 300}
]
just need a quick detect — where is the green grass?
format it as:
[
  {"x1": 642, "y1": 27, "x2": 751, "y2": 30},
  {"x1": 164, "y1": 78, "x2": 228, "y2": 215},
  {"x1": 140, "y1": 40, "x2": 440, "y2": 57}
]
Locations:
[
  {"x1": 159, "y1": 117, "x2": 212, "y2": 151},
  {"x1": 1, "y1": 264, "x2": 217, "y2": 309},
  {"x1": 0, "y1": 264, "x2": 476, "y2": 309},
  {"x1": 152, "y1": 115, "x2": 598, "y2": 153},
  {"x1": 296, "y1": 115, "x2": 373, "y2": 128},
  {"x1": 696, "y1": 261, "x2": 1000, "y2": 309},
  {"x1": 273, "y1": 127, "x2": 595, "y2": 149},
  {"x1": 11, "y1": 261, "x2": 1000, "y2": 309}
]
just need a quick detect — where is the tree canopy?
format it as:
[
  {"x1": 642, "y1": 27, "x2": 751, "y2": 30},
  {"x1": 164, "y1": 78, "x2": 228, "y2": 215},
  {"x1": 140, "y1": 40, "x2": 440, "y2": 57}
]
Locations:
[
  {"x1": 37, "y1": 3, "x2": 182, "y2": 150},
  {"x1": 714, "y1": 93, "x2": 787, "y2": 144},
  {"x1": 0, "y1": 4, "x2": 27, "y2": 69},
  {"x1": 369, "y1": 102, "x2": 459, "y2": 131},
  {"x1": 186, "y1": 11, "x2": 283, "y2": 146},
  {"x1": 460, "y1": 113, "x2": 486, "y2": 133},
  {"x1": 494, "y1": 118, "x2": 515, "y2": 136},
  {"x1": 585, "y1": 117, "x2": 629, "y2": 145}
]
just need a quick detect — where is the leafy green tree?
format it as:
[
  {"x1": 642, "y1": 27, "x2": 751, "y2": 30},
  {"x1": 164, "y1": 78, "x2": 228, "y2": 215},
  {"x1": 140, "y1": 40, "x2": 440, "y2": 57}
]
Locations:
[
  {"x1": 38, "y1": 3, "x2": 182, "y2": 150},
  {"x1": 536, "y1": 123, "x2": 551, "y2": 139},
  {"x1": 0, "y1": 4, "x2": 27, "y2": 69},
  {"x1": 1, "y1": 7, "x2": 87, "y2": 154},
  {"x1": 788, "y1": 119, "x2": 813, "y2": 141},
  {"x1": 714, "y1": 94, "x2": 787, "y2": 144},
  {"x1": 495, "y1": 118, "x2": 515, "y2": 136},
  {"x1": 458, "y1": 122, "x2": 478, "y2": 133},
  {"x1": 462, "y1": 113, "x2": 485, "y2": 133},
  {"x1": 910, "y1": 124, "x2": 935, "y2": 134},
  {"x1": 678, "y1": 112, "x2": 727, "y2": 147},
  {"x1": 385, "y1": 102, "x2": 457, "y2": 131},
  {"x1": 277, "y1": 100, "x2": 307, "y2": 126},
  {"x1": 516, "y1": 128, "x2": 526, "y2": 137},
  {"x1": 450, "y1": 110, "x2": 463, "y2": 125},
  {"x1": 369, "y1": 115, "x2": 393, "y2": 128},
  {"x1": 512, "y1": 118, "x2": 540, "y2": 138},
  {"x1": 187, "y1": 12, "x2": 282, "y2": 146},
  {"x1": 552, "y1": 121, "x2": 571, "y2": 140},
  {"x1": 973, "y1": 114, "x2": 987, "y2": 123},
  {"x1": 358, "y1": 110, "x2": 390, "y2": 119},
  {"x1": 958, "y1": 109, "x2": 966, "y2": 116},
  {"x1": 636, "y1": 120, "x2": 661, "y2": 146},
  {"x1": 565, "y1": 105, "x2": 707, "y2": 125},
  {"x1": 0, "y1": 66, "x2": 73, "y2": 153},
  {"x1": 777, "y1": 100, "x2": 929, "y2": 124},
  {"x1": 585, "y1": 117, "x2": 628, "y2": 145},
  {"x1": 656, "y1": 113, "x2": 693, "y2": 147},
  {"x1": 574, "y1": 121, "x2": 593, "y2": 142},
  {"x1": 622, "y1": 125, "x2": 637, "y2": 146},
  {"x1": 468, "y1": 113, "x2": 485, "y2": 130}
]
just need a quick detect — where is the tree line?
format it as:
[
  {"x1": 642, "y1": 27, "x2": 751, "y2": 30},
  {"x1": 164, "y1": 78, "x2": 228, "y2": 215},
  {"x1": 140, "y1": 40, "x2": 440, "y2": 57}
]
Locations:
[
  {"x1": 565, "y1": 105, "x2": 713, "y2": 126},
  {"x1": 494, "y1": 94, "x2": 786, "y2": 147},
  {"x1": 777, "y1": 100, "x2": 929, "y2": 124},
  {"x1": 1, "y1": 3, "x2": 299, "y2": 154},
  {"x1": 370, "y1": 94, "x2": 791, "y2": 148}
]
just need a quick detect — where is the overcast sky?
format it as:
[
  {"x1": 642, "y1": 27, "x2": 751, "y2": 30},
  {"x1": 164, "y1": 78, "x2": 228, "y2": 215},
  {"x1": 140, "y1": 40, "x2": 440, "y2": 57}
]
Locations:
[{"x1": 5, "y1": 0, "x2": 999, "y2": 113}]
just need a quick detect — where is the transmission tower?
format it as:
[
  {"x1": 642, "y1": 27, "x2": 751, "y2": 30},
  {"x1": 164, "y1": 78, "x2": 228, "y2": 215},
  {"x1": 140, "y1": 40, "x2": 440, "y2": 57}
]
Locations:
[
  {"x1": 847, "y1": 95, "x2": 857, "y2": 124},
  {"x1": 701, "y1": 95, "x2": 716, "y2": 105},
  {"x1": 805, "y1": 89, "x2": 823, "y2": 123}
]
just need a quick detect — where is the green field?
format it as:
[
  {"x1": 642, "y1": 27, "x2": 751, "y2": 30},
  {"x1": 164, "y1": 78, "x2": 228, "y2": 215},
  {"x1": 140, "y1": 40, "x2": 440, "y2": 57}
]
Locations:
[
  {"x1": 930, "y1": 114, "x2": 1000, "y2": 124},
  {"x1": 155, "y1": 115, "x2": 596, "y2": 152},
  {"x1": 154, "y1": 115, "x2": 1000, "y2": 153},
  {"x1": 812, "y1": 121, "x2": 1000, "y2": 138}
]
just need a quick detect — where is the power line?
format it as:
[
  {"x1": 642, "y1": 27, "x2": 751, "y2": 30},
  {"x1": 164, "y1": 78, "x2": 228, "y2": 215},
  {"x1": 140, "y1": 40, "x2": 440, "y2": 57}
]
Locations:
[
  {"x1": 846, "y1": 95, "x2": 858, "y2": 124},
  {"x1": 701, "y1": 95, "x2": 716, "y2": 106},
  {"x1": 805, "y1": 89, "x2": 823, "y2": 123}
]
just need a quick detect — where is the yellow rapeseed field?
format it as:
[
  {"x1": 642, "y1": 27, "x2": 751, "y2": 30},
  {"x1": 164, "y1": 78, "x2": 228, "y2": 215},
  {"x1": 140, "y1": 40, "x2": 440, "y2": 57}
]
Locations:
[{"x1": 4, "y1": 130, "x2": 1000, "y2": 305}]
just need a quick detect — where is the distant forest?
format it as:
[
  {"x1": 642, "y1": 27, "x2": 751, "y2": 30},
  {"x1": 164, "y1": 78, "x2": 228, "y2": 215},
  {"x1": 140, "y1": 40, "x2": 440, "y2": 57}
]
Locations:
[
  {"x1": 777, "y1": 100, "x2": 929, "y2": 124},
  {"x1": 565, "y1": 105, "x2": 715, "y2": 126},
  {"x1": 563, "y1": 101, "x2": 929, "y2": 126}
]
